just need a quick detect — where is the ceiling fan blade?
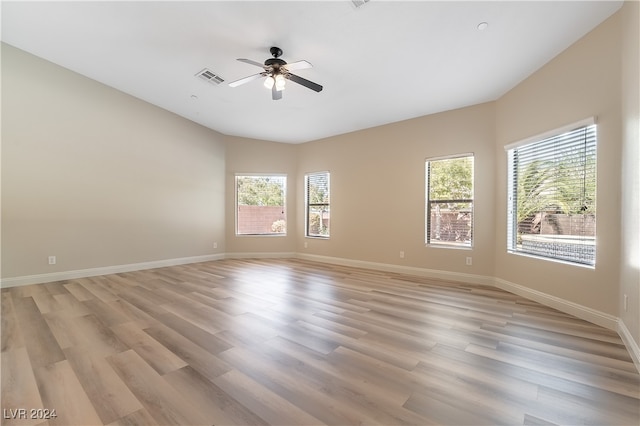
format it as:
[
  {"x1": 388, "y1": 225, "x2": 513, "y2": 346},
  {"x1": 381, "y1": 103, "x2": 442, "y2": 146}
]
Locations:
[
  {"x1": 272, "y1": 85, "x2": 283, "y2": 100},
  {"x1": 286, "y1": 73, "x2": 323, "y2": 92},
  {"x1": 228, "y1": 72, "x2": 265, "y2": 87},
  {"x1": 238, "y1": 58, "x2": 264, "y2": 68},
  {"x1": 237, "y1": 58, "x2": 266, "y2": 68},
  {"x1": 282, "y1": 60, "x2": 312, "y2": 72}
]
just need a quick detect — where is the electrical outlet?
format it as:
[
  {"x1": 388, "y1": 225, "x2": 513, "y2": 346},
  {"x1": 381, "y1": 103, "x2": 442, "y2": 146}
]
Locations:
[
  {"x1": 624, "y1": 294, "x2": 628, "y2": 312},
  {"x1": 48, "y1": 256, "x2": 56, "y2": 265},
  {"x1": 213, "y1": 242, "x2": 218, "y2": 249},
  {"x1": 466, "y1": 257, "x2": 472, "y2": 266},
  {"x1": 400, "y1": 251, "x2": 405, "y2": 259}
]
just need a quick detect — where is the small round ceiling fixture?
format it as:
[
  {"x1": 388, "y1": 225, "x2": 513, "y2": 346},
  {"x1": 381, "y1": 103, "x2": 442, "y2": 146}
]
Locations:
[{"x1": 477, "y1": 22, "x2": 489, "y2": 31}]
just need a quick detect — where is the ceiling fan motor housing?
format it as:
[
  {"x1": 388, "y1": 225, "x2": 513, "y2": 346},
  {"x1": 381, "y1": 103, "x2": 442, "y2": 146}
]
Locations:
[{"x1": 264, "y1": 58, "x2": 286, "y2": 70}]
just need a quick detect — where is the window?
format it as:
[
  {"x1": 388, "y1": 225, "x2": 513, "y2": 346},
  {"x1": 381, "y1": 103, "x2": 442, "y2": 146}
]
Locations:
[
  {"x1": 235, "y1": 174, "x2": 286, "y2": 236},
  {"x1": 305, "y1": 171, "x2": 330, "y2": 237},
  {"x1": 426, "y1": 154, "x2": 474, "y2": 247},
  {"x1": 506, "y1": 120, "x2": 597, "y2": 266}
]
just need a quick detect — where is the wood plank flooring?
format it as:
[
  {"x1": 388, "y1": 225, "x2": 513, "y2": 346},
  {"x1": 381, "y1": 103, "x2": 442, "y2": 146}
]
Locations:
[{"x1": 1, "y1": 258, "x2": 639, "y2": 425}]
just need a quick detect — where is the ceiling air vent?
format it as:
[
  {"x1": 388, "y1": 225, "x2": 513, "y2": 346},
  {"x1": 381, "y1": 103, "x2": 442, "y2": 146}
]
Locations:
[
  {"x1": 351, "y1": 0, "x2": 370, "y2": 8},
  {"x1": 196, "y1": 68, "x2": 225, "y2": 85}
]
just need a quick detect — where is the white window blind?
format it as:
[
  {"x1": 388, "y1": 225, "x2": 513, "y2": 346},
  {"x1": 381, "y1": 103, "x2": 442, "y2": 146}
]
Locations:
[
  {"x1": 507, "y1": 124, "x2": 597, "y2": 266},
  {"x1": 305, "y1": 172, "x2": 330, "y2": 238},
  {"x1": 425, "y1": 154, "x2": 474, "y2": 247}
]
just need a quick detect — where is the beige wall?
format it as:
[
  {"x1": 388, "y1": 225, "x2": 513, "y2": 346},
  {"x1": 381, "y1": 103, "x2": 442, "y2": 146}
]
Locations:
[
  {"x1": 224, "y1": 136, "x2": 297, "y2": 255},
  {"x1": 620, "y1": 0, "x2": 640, "y2": 347},
  {"x1": 296, "y1": 102, "x2": 496, "y2": 277},
  {"x1": 494, "y1": 11, "x2": 622, "y2": 315},
  {"x1": 1, "y1": 44, "x2": 226, "y2": 278}
]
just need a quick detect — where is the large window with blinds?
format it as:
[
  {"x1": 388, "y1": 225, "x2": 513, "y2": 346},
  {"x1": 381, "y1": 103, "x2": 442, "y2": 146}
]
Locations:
[
  {"x1": 235, "y1": 174, "x2": 286, "y2": 236},
  {"x1": 426, "y1": 154, "x2": 474, "y2": 247},
  {"x1": 506, "y1": 120, "x2": 597, "y2": 266},
  {"x1": 305, "y1": 171, "x2": 330, "y2": 238}
]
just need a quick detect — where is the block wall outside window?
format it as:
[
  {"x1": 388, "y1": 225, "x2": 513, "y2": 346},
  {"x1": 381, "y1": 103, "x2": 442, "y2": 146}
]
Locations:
[{"x1": 235, "y1": 174, "x2": 286, "y2": 236}]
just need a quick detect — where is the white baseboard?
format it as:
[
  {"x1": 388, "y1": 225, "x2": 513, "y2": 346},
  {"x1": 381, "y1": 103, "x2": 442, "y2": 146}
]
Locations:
[
  {"x1": 493, "y1": 277, "x2": 619, "y2": 331},
  {"x1": 0, "y1": 254, "x2": 225, "y2": 288},
  {"x1": 1, "y1": 252, "x2": 489, "y2": 288},
  {"x1": 618, "y1": 320, "x2": 640, "y2": 374},
  {"x1": 225, "y1": 252, "x2": 296, "y2": 259},
  {"x1": 295, "y1": 253, "x2": 494, "y2": 286}
]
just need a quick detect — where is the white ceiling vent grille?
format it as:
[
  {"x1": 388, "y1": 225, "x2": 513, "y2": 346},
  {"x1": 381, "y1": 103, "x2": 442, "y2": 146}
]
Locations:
[
  {"x1": 351, "y1": 0, "x2": 370, "y2": 8},
  {"x1": 196, "y1": 68, "x2": 225, "y2": 85}
]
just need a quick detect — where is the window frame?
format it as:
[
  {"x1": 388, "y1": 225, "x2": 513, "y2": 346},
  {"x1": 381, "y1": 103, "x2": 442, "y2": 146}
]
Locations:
[
  {"x1": 505, "y1": 118, "x2": 597, "y2": 267},
  {"x1": 235, "y1": 173, "x2": 287, "y2": 237},
  {"x1": 305, "y1": 171, "x2": 330, "y2": 239},
  {"x1": 425, "y1": 153, "x2": 474, "y2": 248}
]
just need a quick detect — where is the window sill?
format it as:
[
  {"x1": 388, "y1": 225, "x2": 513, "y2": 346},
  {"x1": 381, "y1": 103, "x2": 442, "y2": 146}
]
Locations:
[
  {"x1": 506, "y1": 250, "x2": 595, "y2": 269},
  {"x1": 426, "y1": 244, "x2": 473, "y2": 250}
]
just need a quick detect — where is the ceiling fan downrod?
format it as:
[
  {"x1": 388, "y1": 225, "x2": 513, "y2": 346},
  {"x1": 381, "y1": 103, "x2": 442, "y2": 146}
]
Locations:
[{"x1": 270, "y1": 46, "x2": 283, "y2": 58}]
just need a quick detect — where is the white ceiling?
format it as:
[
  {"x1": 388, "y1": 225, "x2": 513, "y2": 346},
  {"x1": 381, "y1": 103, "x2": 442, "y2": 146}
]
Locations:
[{"x1": 1, "y1": 1, "x2": 623, "y2": 144}]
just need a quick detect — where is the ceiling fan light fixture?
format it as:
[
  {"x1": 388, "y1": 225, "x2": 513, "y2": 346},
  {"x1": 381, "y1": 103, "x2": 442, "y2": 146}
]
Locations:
[
  {"x1": 275, "y1": 74, "x2": 286, "y2": 91},
  {"x1": 264, "y1": 75, "x2": 275, "y2": 89}
]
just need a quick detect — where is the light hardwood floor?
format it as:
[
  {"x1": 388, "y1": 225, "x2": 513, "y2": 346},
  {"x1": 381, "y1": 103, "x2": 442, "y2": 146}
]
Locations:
[{"x1": 1, "y1": 258, "x2": 639, "y2": 425}]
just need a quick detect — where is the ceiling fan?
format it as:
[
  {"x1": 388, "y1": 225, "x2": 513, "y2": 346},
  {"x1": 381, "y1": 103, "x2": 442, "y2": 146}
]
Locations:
[{"x1": 228, "y1": 46, "x2": 323, "y2": 100}]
